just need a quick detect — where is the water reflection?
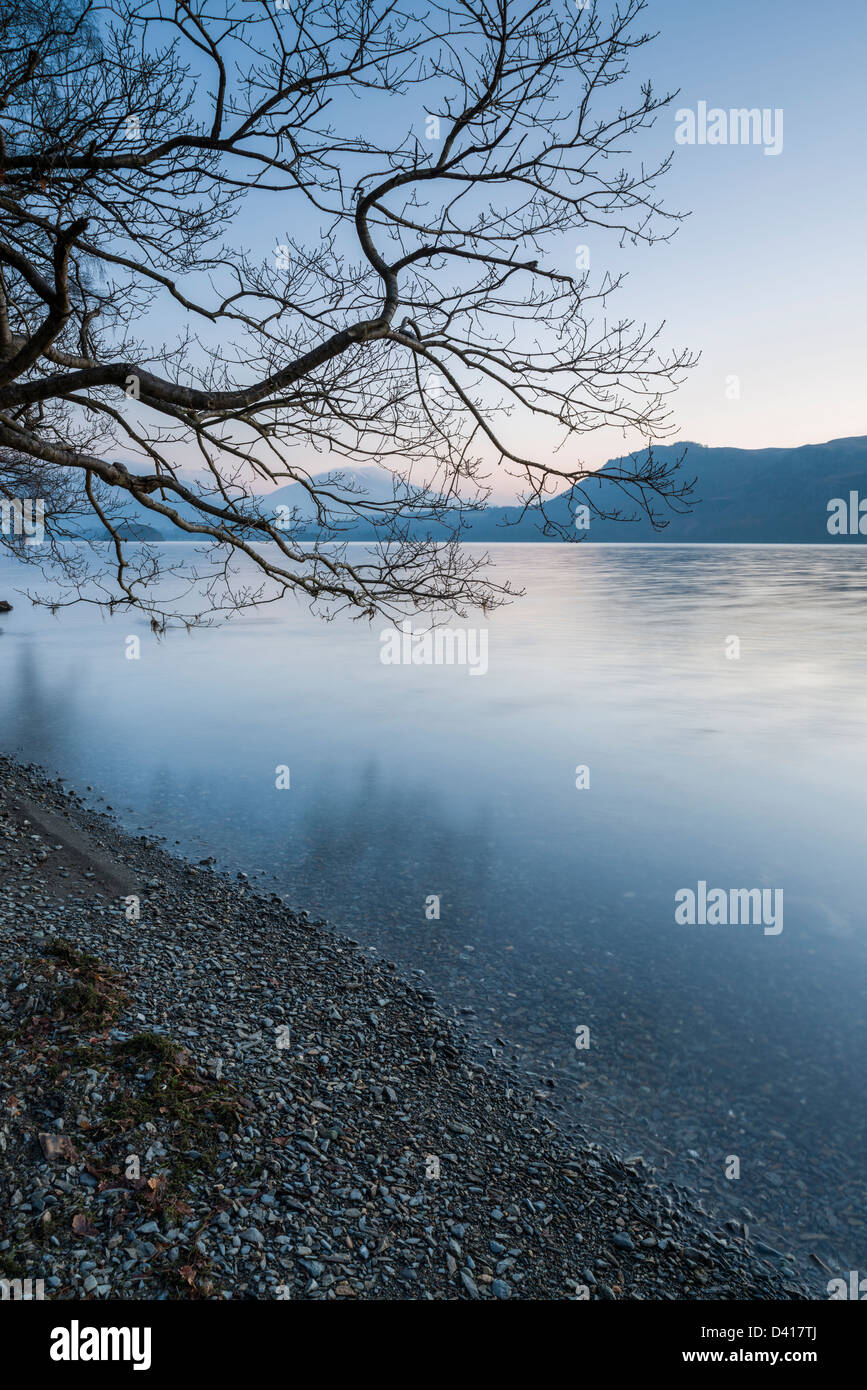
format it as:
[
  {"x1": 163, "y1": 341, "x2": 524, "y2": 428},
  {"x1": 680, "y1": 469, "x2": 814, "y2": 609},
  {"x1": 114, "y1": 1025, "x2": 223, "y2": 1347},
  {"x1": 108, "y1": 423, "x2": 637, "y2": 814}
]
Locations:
[{"x1": 2, "y1": 542, "x2": 867, "y2": 1283}]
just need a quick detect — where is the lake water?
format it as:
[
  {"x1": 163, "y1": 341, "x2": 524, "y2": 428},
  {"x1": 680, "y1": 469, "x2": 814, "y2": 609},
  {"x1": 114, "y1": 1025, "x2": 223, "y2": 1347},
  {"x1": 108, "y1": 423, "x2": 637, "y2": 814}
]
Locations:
[{"x1": 2, "y1": 542, "x2": 866, "y2": 1287}]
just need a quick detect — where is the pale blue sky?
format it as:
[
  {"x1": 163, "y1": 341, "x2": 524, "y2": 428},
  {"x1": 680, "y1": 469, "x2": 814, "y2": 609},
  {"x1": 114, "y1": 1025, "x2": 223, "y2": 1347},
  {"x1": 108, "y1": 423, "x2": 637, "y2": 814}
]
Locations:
[
  {"x1": 258, "y1": 0, "x2": 867, "y2": 481},
  {"x1": 117, "y1": 0, "x2": 867, "y2": 493},
  {"x1": 597, "y1": 0, "x2": 867, "y2": 466}
]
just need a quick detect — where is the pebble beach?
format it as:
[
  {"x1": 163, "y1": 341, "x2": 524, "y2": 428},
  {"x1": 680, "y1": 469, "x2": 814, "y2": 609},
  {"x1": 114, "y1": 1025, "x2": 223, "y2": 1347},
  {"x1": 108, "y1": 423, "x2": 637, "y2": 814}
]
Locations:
[{"x1": 0, "y1": 752, "x2": 816, "y2": 1301}]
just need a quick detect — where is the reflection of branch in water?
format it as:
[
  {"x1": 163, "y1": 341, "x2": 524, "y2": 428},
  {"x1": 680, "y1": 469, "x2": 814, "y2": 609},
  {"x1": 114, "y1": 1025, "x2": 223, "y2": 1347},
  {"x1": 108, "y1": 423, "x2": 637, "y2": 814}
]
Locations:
[
  {"x1": 4, "y1": 639, "x2": 83, "y2": 768},
  {"x1": 284, "y1": 758, "x2": 496, "y2": 915}
]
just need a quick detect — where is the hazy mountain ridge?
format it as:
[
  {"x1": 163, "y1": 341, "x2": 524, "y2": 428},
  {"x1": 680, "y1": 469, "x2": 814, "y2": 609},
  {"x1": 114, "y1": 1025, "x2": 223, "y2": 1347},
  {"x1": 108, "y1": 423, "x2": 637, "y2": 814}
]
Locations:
[{"x1": 74, "y1": 438, "x2": 867, "y2": 543}]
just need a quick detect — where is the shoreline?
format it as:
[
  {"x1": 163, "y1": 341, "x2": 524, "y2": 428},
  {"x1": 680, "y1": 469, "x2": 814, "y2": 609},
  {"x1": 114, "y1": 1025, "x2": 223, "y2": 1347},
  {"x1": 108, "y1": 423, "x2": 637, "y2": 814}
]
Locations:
[{"x1": 0, "y1": 752, "x2": 815, "y2": 1301}]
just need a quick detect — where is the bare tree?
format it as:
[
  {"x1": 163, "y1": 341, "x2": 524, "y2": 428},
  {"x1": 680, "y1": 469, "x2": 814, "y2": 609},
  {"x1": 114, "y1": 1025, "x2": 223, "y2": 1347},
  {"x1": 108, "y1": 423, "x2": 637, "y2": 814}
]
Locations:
[{"x1": 0, "y1": 0, "x2": 695, "y2": 625}]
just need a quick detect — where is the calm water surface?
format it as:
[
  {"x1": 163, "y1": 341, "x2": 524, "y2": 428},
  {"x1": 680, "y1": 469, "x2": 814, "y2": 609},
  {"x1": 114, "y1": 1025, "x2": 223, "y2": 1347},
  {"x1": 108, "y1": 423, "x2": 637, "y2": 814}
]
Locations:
[{"x1": 2, "y1": 543, "x2": 866, "y2": 1285}]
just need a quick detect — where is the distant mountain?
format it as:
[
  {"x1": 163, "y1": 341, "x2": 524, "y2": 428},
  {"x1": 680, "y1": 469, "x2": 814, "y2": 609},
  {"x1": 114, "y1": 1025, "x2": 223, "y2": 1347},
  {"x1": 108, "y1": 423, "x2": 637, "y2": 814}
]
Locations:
[
  {"x1": 264, "y1": 466, "x2": 415, "y2": 521},
  {"x1": 78, "y1": 520, "x2": 165, "y2": 541},
  {"x1": 567, "y1": 436, "x2": 867, "y2": 544},
  {"x1": 74, "y1": 466, "x2": 418, "y2": 541},
  {"x1": 70, "y1": 437, "x2": 867, "y2": 544}
]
